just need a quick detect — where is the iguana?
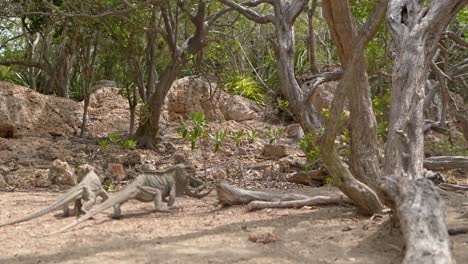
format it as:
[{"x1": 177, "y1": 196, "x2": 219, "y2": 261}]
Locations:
[
  {"x1": 0, "y1": 167, "x2": 108, "y2": 227},
  {"x1": 48, "y1": 163, "x2": 212, "y2": 234}
]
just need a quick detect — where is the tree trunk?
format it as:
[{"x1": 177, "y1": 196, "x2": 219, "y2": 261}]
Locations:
[
  {"x1": 273, "y1": 6, "x2": 322, "y2": 133},
  {"x1": 322, "y1": 0, "x2": 384, "y2": 190},
  {"x1": 379, "y1": 1, "x2": 467, "y2": 263},
  {"x1": 307, "y1": 0, "x2": 319, "y2": 74},
  {"x1": 80, "y1": 96, "x2": 90, "y2": 138},
  {"x1": 145, "y1": 9, "x2": 159, "y2": 102},
  {"x1": 136, "y1": 61, "x2": 182, "y2": 148}
]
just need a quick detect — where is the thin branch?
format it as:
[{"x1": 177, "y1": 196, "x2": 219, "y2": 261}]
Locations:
[
  {"x1": 0, "y1": 59, "x2": 44, "y2": 70},
  {"x1": 218, "y1": 0, "x2": 274, "y2": 24},
  {"x1": 22, "y1": 0, "x2": 162, "y2": 18},
  {"x1": 357, "y1": 0, "x2": 387, "y2": 45},
  {"x1": 0, "y1": 33, "x2": 25, "y2": 50},
  {"x1": 301, "y1": 71, "x2": 344, "y2": 103},
  {"x1": 444, "y1": 31, "x2": 468, "y2": 48}
]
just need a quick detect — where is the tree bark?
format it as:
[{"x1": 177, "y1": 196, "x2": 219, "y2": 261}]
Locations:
[
  {"x1": 219, "y1": 0, "x2": 322, "y2": 133},
  {"x1": 424, "y1": 156, "x2": 468, "y2": 171},
  {"x1": 136, "y1": 1, "x2": 229, "y2": 148},
  {"x1": 322, "y1": 0, "x2": 384, "y2": 191},
  {"x1": 307, "y1": 0, "x2": 319, "y2": 74},
  {"x1": 380, "y1": 1, "x2": 467, "y2": 263},
  {"x1": 216, "y1": 183, "x2": 310, "y2": 206}
]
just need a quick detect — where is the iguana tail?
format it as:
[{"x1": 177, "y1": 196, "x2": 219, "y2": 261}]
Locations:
[
  {"x1": 0, "y1": 187, "x2": 83, "y2": 228},
  {"x1": 46, "y1": 189, "x2": 132, "y2": 235}
]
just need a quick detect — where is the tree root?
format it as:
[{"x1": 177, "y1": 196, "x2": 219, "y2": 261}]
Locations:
[
  {"x1": 246, "y1": 195, "x2": 351, "y2": 211},
  {"x1": 216, "y1": 183, "x2": 352, "y2": 211}
]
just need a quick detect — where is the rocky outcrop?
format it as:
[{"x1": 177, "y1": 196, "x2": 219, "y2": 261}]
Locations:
[
  {"x1": 0, "y1": 82, "x2": 130, "y2": 137},
  {"x1": 165, "y1": 76, "x2": 261, "y2": 122}
]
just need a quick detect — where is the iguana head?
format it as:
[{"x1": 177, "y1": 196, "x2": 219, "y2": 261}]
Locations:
[{"x1": 173, "y1": 163, "x2": 212, "y2": 199}]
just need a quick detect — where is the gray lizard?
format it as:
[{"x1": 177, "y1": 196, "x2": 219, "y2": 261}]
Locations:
[
  {"x1": 48, "y1": 163, "x2": 211, "y2": 234},
  {"x1": 0, "y1": 168, "x2": 109, "y2": 227}
]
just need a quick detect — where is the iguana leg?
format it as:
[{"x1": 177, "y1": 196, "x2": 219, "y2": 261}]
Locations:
[
  {"x1": 73, "y1": 200, "x2": 85, "y2": 215},
  {"x1": 82, "y1": 191, "x2": 96, "y2": 211},
  {"x1": 99, "y1": 190, "x2": 109, "y2": 201},
  {"x1": 111, "y1": 203, "x2": 123, "y2": 219},
  {"x1": 138, "y1": 186, "x2": 180, "y2": 212},
  {"x1": 62, "y1": 204, "x2": 71, "y2": 217}
]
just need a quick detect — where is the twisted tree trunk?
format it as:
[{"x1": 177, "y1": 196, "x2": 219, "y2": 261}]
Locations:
[{"x1": 379, "y1": 1, "x2": 467, "y2": 263}]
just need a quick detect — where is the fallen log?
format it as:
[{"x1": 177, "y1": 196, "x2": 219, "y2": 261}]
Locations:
[
  {"x1": 216, "y1": 183, "x2": 310, "y2": 206},
  {"x1": 448, "y1": 226, "x2": 468, "y2": 235},
  {"x1": 439, "y1": 183, "x2": 468, "y2": 191},
  {"x1": 216, "y1": 183, "x2": 351, "y2": 211},
  {"x1": 286, "y1": 167, "x2": 327, "y2": 186},
  {"x1": 424, "y1": 156, "x2": 468, "y2": 171},
  {"x1": 246, "y1": 195, "x2": 349, "y2": 211}
]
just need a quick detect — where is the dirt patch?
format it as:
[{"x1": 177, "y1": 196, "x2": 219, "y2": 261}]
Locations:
[{"x1": 1, "y1": 188, "x2": 467, "y2": 264}]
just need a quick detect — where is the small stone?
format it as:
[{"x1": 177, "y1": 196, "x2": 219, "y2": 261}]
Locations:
[
  {"x1": 342, "y1": 226, "x2": 353, "y2": 232},
  {"x1": 49, "y1": 159, "x2": 76, "y2": 186},
  {"x1": 107, "y1": 163, "x2": 127, "y2": 181},
  {"x1": 262, "y1": 144, "x2": 288, "y2": 160},
  {"x1": 0, "y1": 174, "x2": 6, "y2": 188},
  {"x1": 248, "y1": 232, "x2": 278, "y2": 244}
]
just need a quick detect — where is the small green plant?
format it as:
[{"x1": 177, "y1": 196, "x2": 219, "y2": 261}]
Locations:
[
  {"x1": 103, "y1": 178, "x2": 116, "y2": 191},
  {"x1": 177, "y1": 112, "x2": 208, "y2": 150},
  {"x1": 120, "y1": 139, "x2": 137, "y2": 149},
  {"x1": 265, "y1": 127, "x2": 285, "y2": 145},
  {"x1": 211, "y1": 130, "x2": 227, "y2": 153},
  {"x1": 340, "y1": 128, "x2": 350, "y2": 144},
  {"x1": 109, "y1": 134, "x2": 121, "y2": 143},
  {"x1": 230, "y1": 130, "x2": 245, "y2": 147},
  {"x1": 372, "y1": 88, "x2": 390, "y2": 141},
  {"x1": 246, "y1": 129, "x2": 260, "y2": 144},
  {"x1": 426, "y1": 135, "x2": 468, "y2": 156},
  {"x1": 299, "y1": 132, "x2": 321, "y2": 170},
  {"x1": 97, "y1": 138, "x2": 110, "y2": 148},
  {"x1": 222, "y1": 71, "x2": 266, "y2": 106},
  {"x1": 320, "y1": 108, "x2": 330, "y2": 119},
  {"x1": 324, "y1": 176, "x2": 334, "y2": 187}
]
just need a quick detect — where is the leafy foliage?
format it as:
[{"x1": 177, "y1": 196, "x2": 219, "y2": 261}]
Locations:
[
  {"x1": 299, "y1": 132, "x2": 321, "y2": 170},
  {"x1": 265, "y1": 127, "x2": 284, "y2": 145},
  {"x1": 426, "y1": 135, "x2": 468, "y2": 156},
  {"x1": 222, "y1": 71, "x2": 266, "y2": 106},
  {"x1": 372, "y1": 88, "x2": 390, "y2": 141}
]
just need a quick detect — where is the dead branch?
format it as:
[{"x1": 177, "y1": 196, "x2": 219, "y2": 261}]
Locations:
[
  {"x1": 448, "y1": 226, "x2": 468, "y2": 235},
  {"x1": 444, "y1": 31, "x2": 468, "y2": 48},
  {"x1": 216, "y1": 183, "x2": 309, "y2": 206},
  {"x1": 247, "y1": 195, "x2": 350, "y2": 211},
  {"x1": 439, "y1": 183, "x2": 468, "y2": 191},
  {"x1": 424, "y1": 156, "x2": 468, "y2": 171},
  {"x1": 286, "y1": 167, "x2": 327, "y2": 186}
]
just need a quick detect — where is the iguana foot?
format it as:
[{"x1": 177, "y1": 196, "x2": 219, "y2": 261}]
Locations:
[
  {"x1": 110, "y1": 214, "x2": 122, "y2": 220},
  {"x1": 169, "y1": 205, "x2": 183, "y2": 212},
  {"x1": 157, "y1": 205, "x2": 183, "y2": 213},
  {"x1": 55, "y1": 212, "x2": 70, "y2": 218}
]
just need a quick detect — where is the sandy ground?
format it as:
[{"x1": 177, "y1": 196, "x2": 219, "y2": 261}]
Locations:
[{"x1": 1, "y1": 187, "x2": 467, "y2": 264}]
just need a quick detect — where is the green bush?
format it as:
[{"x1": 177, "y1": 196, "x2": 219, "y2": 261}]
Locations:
[
  {"x1": 299, "y1": 132, "x2": 321, "y2": 170},
  {"x1": 222, "y1": 71, "x2": 266, "y2": 106},
  {"x1": 426, "y1": 135, "x2": 468, "y2": 156}
]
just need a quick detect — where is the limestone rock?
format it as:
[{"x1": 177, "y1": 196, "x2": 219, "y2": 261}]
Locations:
[
  {"x1": 285, "y1": 123, "x2": 304, "y2": 139},
  {"x1": 34, "y1": 169, "x2": 52, "y2": 187},
  {"x1": 0, "y1": 123, "x2": 17, "y2": 138},
  {"x1": 263, "y1": 144, "x2": 288, "y2": 160},
  {"x1": 220, "y1": 95, "x2": 260, "y2": 121},
  {"x1": 165, "y1": 76, "x2": 261, "y2": 122},
  {"x1": 0, "y1": 174, "x2": 6, "y2": 188},
  {"x1": 107, "y1": 163, "x2": 127, "y2": 181},
  {"x1": 49, "y1": 159, "x2": 77, "y2": 186}
]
